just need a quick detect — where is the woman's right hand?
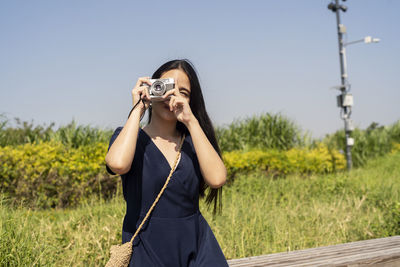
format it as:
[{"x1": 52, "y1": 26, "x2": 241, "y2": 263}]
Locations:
[{"x1": 131, "y1": 77, "x2": 152, "y2": 114}]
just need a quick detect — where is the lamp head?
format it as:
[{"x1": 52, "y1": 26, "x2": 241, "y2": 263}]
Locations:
[{"x1": 328, "y1": 2, "x2": 347, "y2": 12}]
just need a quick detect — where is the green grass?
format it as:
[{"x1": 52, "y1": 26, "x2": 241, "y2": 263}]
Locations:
[
  {"x1": 323, "y1": 120, "x2": 400, "y2": 167},
  {"x1": 0, "y1": 115, "x2": 113, "y2": 148},
  {"x1": 215, "y1": 112, "x2": 309, "y2": 152},
  {"x1": 1, "y1": 152, "x2": 400, "y2": 266}
]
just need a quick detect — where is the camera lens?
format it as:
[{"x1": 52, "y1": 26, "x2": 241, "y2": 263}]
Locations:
[{"x1": 151, "y1": 81, "x2": 166, "y2": 96}]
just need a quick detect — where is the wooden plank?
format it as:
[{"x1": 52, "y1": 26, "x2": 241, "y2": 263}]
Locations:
[
  {"x1": 227, "y1": 236, "x2": 400, "y2": 267},
  {"x1": 227, "y1": 243, "x2": 400, "y2": 266},
  {"x1": 237, "y1": 243, "x2": 400, "y2": 266},
  {"x1": 228, "y1": 236, "x2": 400, "y2": 263},
  {"x1": 228, "y1": 244, "x2": 399, "y2": 266}
]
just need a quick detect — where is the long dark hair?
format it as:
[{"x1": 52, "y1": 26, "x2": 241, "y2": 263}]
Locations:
[{"x1": 148, "y1": 59, "x2": 223, "y2": 215}]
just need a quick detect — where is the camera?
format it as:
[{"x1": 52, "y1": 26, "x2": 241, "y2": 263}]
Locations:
[{"x1": 145, "y1": 78, "x2": 175, "y2": 101}]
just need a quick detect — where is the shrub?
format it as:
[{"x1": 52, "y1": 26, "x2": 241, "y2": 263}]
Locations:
[
  {"x1": 222, "y1": 143, "x2": 346, "y2": 180},
  {"x1": 0, "y1": 141, "x2": 117, "y2": 209}
]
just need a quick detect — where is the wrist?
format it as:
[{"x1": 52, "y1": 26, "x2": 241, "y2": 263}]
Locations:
[
  {"x1": 184, "y1": 115, "x2": 199, "y2": 131},
  {"x1": 128, "y1": 106, "x2": 145, "y2": 120}
]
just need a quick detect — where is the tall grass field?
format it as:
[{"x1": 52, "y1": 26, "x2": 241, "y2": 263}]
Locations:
[
  {"x1": 1, "y1": 150, "x2": 399, "y2": 266},
  {"x1": 1, "y1": 114, "x2": 399, "y2": 266}
]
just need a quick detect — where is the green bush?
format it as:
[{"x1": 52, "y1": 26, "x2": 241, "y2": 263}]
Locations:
[
  {"x1": 0, "y1": 141, "x2": 117, "y2": 209},
  {"x1": 222, "y1": 143, "x2": 346, "y2": 180},
  {"x1": 0, "y1": 140, "x2": 346, "y2": 209}
]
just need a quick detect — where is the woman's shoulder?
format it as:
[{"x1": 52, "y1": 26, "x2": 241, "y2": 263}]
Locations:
[
  {"x1": 108, "y1": 126, "x2": 123, "y2": 150},
  {"x1": 108, "y1": 126, "x2": 147, "y2": 150},
  {"x1": 106, "y1": 126, "x2": 146, "y2": 175}
]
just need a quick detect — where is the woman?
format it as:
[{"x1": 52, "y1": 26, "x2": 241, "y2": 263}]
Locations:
[{"x1": 105, "y1": 59, "x2": 229, "y2": 266}]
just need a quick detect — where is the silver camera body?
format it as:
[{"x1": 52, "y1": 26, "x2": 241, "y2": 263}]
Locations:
[{"x1": 146, "y1": 78, "x2": 175, "y2": 101}]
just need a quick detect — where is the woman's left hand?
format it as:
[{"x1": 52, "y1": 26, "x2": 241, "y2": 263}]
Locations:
[{"x1": 162, "y1": 82, "x2": 195, "y2": 126}]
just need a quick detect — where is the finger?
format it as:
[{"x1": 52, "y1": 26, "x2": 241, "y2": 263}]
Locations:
[
  {"x1": 138, "y1": 85, "x2": 150, "y2": 100},
  {"x1": 140, "y1": 89, "x2": 151, "y2": 108},
  {"x1": 173, "y1": 100, "x2": 180, "y2": 110},
  {"x1": 162, "y1": 89, "x2": 175, "y2": 100},
  {"x1": 169, "y1": 96, "x2": 175, "y2": 111},
  {"x1": 135, "y1": 77, "x2": 151, "y2": 88},
  {"x1": 174, "y1": 98, "x2": 184, "y2": 109},
  {"x1": 145, "y1": 86, "x2": 151, "y2": 102},
  {"x1": 173, "y1": 80, "x2": 181, "y2": 96},
  {"x1": 137, "y1": 86, "x2": 149, "y2": 100}
]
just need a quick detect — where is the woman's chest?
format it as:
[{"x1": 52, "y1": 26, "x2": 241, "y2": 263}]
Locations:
[
  {"x1": 150, "y1": 139, "x2": 181, "y2": 170},
  {"x1": 144, "y1": 145, "x2": 199, "y2": 191}
]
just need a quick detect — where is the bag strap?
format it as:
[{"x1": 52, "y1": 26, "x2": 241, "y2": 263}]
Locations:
[{"x1": 129, "y1": 132, "x2": 186, "y2": 245}]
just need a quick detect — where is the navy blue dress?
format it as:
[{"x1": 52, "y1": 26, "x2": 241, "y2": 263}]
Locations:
[{"x1": 106, "y1": 127, "x2": 229, "y2": 267}]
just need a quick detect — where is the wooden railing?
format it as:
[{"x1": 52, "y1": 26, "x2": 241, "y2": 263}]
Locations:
[{"x1": 227, "y1": 236, "x2": 400, "y2": 267}]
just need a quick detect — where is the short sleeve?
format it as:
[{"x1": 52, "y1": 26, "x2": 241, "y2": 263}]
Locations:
[{"x1": 106, "y1": 126, "x2": 123, "y2": 175}]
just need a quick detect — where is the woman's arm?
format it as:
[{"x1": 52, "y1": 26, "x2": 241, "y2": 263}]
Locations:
[
  {"x1": 105, "y1": 77, "x2": 151, "y2": 175},
  {"x1": 105, "y1": 108, "x2": 143, "y2": 174},
  {"x1": 185, "y1": 117, "x2": 227, "y2": 188},
  {"x1": 165, "y1": 82, "x2": 226, "y2": 188}
]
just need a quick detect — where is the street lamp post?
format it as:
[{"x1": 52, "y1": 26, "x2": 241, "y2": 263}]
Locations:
[{"x1": 328, "y1": 0, "x2": 379, "y2": 171}]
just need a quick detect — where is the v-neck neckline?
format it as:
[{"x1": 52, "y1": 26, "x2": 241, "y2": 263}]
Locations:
[{"x1": 140, "y1": 128, "x2": 184, "y2": 171}]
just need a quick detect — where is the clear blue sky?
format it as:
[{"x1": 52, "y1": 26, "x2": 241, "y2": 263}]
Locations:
[{"x1": 1, "y1": 0, "x2": 399, "y2": 138}]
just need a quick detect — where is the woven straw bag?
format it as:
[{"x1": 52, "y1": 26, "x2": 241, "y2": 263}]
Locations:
[{"x1": 105, "y1": 133, "x2": 185, "y2": 267}]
